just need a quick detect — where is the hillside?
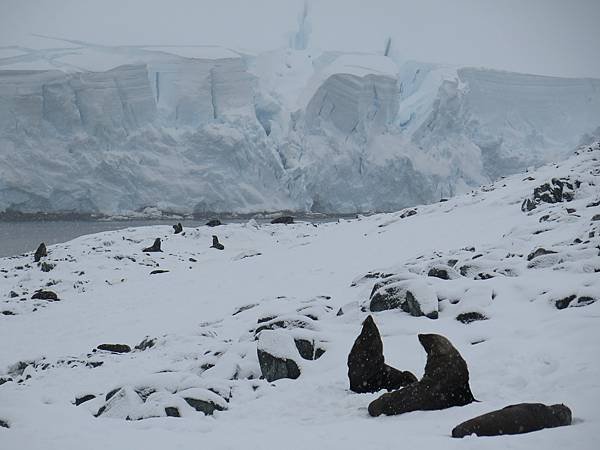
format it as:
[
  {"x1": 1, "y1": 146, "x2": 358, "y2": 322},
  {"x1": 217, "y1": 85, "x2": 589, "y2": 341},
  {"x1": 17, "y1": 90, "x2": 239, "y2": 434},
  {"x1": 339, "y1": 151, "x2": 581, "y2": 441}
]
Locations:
[{"x1": 0, "y1": 142, "x2": 598, "y2": 449}]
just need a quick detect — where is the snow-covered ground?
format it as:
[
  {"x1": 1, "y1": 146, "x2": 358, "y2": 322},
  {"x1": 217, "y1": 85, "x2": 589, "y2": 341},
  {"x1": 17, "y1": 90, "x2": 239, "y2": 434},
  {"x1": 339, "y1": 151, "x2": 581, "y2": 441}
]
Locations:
[{"x1": 0, "y1": 143, "x2": 598, "y2": 449}]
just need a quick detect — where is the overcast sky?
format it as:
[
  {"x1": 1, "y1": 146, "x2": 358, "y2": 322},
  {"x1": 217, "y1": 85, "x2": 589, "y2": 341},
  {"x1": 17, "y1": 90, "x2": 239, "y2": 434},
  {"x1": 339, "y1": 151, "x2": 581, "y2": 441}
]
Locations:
[{"x1": 1, "y1": 0, "x2": 599, "y2": 78}]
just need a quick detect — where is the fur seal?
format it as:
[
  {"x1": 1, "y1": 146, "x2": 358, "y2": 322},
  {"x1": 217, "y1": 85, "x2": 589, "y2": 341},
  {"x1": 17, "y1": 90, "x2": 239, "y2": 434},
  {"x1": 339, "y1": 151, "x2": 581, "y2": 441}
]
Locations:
[
  {"x1": 142, "y1": 238, "x2": 162, "y2": 252},
  {"x1": 173, "y1": 223, "x2": 183, "y2": 234},
  {"x1": 34, "y1": 243, "x2": 47, "y2": 262},
  {"x1": 210, "y1": 235, "x2": 224, "y2": 250},
  {"x1": 368, "y1": 333, "x2": 475, "y2": 416},
  {"x1": 347, "y1": 315, "x2": 417, "y2": 393},
  {"x1": 452, "y1": 403, "x2": 572, "y2": 437}
]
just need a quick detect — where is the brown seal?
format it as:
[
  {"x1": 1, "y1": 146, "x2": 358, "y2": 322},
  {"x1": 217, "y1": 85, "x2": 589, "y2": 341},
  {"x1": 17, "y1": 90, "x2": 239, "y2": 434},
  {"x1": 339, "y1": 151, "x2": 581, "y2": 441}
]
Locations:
[
  {"x1": 368, "y1": 333, "x2": 475, "y2": 416},
  {"x1": 452, "y1": 403, "x2": 572, "y2": 437},
  {"x1": 347, "y1": 315, "x2": 417, "y2": 393}
]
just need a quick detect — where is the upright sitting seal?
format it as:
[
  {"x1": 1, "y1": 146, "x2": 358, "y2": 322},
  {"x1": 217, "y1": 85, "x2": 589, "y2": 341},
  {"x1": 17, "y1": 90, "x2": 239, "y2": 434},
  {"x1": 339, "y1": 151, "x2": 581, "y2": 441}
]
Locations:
[
  {"x1": 210, "y1": 235, "x2": 224, "y2": 250},
  {"x1": 452, "y1": 403, "x2": 572, "y2": 437},
  {"x1": 173, "y1": 223, "x2": 183, "y2": 234},
  {"x1": 347, "y1": 315, "x2": 417, "y2": 393},
  {"x1": 368, "y1": 333, "x2": 475, "y2": 416},
  {"x1": 34, "y1": 243, "x2": 47, "y2": 262},
  {"x1": 142, "y1": 238, "x2": 162, "y2": 252}
]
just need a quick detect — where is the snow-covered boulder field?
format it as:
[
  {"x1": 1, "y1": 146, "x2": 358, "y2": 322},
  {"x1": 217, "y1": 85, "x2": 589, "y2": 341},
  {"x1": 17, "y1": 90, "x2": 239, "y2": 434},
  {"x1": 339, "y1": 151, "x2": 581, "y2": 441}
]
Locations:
[
  {"x1": 1, "y1": 43, "x2": 599, "y2": 215},
  {"x1": 0, "y1": 143, "x2": 599, "y2": 449}
]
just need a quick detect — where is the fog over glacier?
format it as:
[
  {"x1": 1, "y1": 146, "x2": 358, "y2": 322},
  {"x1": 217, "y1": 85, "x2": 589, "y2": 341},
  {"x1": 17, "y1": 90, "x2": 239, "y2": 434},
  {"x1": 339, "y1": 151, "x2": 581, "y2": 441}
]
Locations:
[{"x1": 0, "y1": 0, "x2": 599, "y2": 215}]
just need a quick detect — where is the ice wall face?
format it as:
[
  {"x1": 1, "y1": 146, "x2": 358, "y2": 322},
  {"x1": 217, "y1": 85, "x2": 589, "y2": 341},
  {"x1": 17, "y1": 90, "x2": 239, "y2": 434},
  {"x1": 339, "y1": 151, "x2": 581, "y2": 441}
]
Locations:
[{"x1": 1, "y1": 46, "x2": 599, "y2": 216}]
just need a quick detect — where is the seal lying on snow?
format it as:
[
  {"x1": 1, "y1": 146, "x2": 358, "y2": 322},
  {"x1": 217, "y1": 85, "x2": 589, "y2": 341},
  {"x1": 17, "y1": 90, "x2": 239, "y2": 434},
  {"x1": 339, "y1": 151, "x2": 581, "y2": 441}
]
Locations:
[
  {"x1": 368, "y1": 333, "x2": 475, "y2": 416},
  {"x1": 347, "y1": 315, "x2": 417, "y2": 393},
  {"x1": 142, "y1": 238, "x2": 162, "y2": 252},
  {"x1": 452, "y1": 403, "x2": 572, "y2": 437}
]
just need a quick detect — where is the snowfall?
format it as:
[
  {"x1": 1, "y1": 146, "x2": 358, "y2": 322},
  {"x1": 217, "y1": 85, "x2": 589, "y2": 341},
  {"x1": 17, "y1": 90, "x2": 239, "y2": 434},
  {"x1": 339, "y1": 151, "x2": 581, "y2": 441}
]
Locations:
[{"x1": 0, "y1": 142, "x2": 598, "y2": 449}]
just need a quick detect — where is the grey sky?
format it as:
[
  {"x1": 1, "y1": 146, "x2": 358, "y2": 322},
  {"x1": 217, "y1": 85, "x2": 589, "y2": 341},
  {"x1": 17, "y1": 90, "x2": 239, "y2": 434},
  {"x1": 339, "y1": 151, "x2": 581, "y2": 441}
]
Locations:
[{"x1": 1, "y1": 0, "x2": 599, "y2": 78}]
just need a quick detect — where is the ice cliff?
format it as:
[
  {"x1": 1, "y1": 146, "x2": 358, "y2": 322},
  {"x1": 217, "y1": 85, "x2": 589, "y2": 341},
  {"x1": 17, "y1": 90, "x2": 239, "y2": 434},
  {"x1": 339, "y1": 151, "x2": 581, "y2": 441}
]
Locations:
[{"x1": 0, "y1": 43, "x2": 599, "y2": 215}]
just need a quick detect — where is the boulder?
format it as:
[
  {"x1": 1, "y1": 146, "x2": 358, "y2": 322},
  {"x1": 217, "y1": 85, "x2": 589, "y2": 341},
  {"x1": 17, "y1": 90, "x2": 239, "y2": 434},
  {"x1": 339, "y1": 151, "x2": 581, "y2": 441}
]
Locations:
[
  {"x1": 294, "y1": 339, "x2": 325, "y2": 360},
  {"x1": 369, "y1": 280, "x2": 438, "y2": 319},
  {"x1": 256, "y1": 330, "x2": 302, "y2": 382},
  {"x1": 271, "y1": 216, "x2": 294, "y2": 224},
  {"x1": 97, "y1": 344, "x2": 131, "y2": 353},
  {"x1": 206, "y1": 219, "x2": 222, "y2": 227},
  {"x1": 31, "y1": 290, "x2": 59, "y2": 301},
  {"x1": 456, "y1": 312, "x2": 488, "y2": 324}
]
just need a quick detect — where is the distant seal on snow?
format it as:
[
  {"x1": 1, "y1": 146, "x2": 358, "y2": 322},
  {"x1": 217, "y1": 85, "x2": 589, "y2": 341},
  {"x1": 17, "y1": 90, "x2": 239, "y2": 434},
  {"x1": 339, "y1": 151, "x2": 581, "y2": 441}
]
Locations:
[
  {"x1": 142, "y1": 238, "x2": 162, "y2": 252},
  {"x1": 347, "y1": 315, "x2": 417, "y2": 393},
  {"x1": 452, "y1": 403, "x2": 572, "y2": 437},
  {"x1": 34, "y1": 242, "x2": 47, "y2": 262},
  {"x1": 368, "y1": 333, "x2": 475, "y2": 416},
  {"x1": 210, "y1": 235, "x2": 224, "y2": 250},
  {"x1": 173, "y1": 223, "x2": 183, "y2": 234}
]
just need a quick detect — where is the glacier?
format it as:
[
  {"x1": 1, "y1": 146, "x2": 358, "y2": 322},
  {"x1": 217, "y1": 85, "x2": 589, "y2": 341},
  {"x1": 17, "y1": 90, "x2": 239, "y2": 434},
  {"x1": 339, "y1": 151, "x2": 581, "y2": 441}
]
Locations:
[{"x1": 0, "y1": 43, "x2": 599, "y2": 215}]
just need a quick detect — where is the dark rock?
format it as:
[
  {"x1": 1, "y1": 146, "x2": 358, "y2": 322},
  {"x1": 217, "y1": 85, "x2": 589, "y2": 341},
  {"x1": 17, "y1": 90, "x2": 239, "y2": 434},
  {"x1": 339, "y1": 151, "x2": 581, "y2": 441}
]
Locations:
[
  {"x1": 31, "y1": 290, "x2": 59, "y2": 301},
  {"x1": 555, "y1": 294, "x2": 596, "y2": 309},
  {"x1": 149, "y1": 269, "x2": 170, "y2": 275},
  {"x1": 206, "y1": 219, "x2": 222, "y2": 227},
  {"x1": 142, "y1": 238, "x2": 162, "y2": 252},
  {"x1": 173, "y1": 223, "x2": 183, "y2": 234},
  {"x1": 105, "y1": 388, "x2": 121, "y2": 401},
  {"x1": 34, "y1": 243, "x2": 47, "y2": 262},
  {"x1": 592, "y1": 214, "x2": 600, "y2": 221},
  {"x1": 183, "y1": 398, "x2": 225, "y2": 415},
  {"x1": 294, "y1": 339, "x2": 325, "y2": 360},
  {"x1": 0, "y1": 377, "x2": 13, "y2": 385},
  {"x1": 75, "y1": 394, "x2": 96, "y2": 406},
  {"x1": 522, "y1": 178, "x2": 578, "y2": 212},
  {"x1": 97, "y1": 344, "x2": 131, "y2": 353},
  {"x1": 40, "y1": 262, "x2": 55, "y2": 272},
  {"x1": 165, "y1": 406, "x2": 180, "y2": 417},
  {"x1": 368, "y1": 334, "x2": 475, "y2": 416},
  {"x1": 9, "y1": 290, "x2": 18, "y2": 298},
  {"x1": 400, "y1": 209, "x2": 417, "y2": 218},
  {"x1": 566, "y1": 208, "x2": 576, "y2": 214},
  {"x1": 586, "y1": 200, "x2": 600, "y2": 208},
  {"x1": 347, "y1": 316, "x2": 417, "y2": 393},
  {"x1": 427, "y1": 265, "x2": 459, "y2": 280},
  {"x1": 270, "y1": 216, "x2": 294, "y2": 224},
  {"x1": 452, "y1": 403, "x2": 572, "y2": 438},
  {"x1": 527, "y1": 247, "x2": 557, "y2": 261},
  {"x1": 2, "y1": 311, "x2": 15, "y2": 316},
  {"x1": 189, "y1": 258, "x2": 197, "y2": 262},
  {"x1": 257, "y1": 349, "x2": 301, "y2": 382},
  {"x1": 369, "y1": 282, "x2": 438, "y2": 319},
  {"x1": 210, "y1": 235, "x2": 224, "y2": 250},
  {"x1": 456, "y1": 312, "x2": 488, "y2": 324},
  {"x1": 0, "y1": 419, "x2": 9, "y2": 429},
  {"x1": 134, "y1": 337, "x2": 156, "y2": 351}
]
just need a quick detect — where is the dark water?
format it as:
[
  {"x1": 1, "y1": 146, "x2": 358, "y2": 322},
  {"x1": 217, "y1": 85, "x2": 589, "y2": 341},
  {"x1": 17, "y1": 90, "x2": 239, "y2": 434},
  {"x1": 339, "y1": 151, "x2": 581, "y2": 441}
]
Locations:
[
  {"x1": 0, "y1": 217, "x2": 343, "y2": 258},
  {"x1": 0, "y1": 220, "x2": 209, "y2": 258}
]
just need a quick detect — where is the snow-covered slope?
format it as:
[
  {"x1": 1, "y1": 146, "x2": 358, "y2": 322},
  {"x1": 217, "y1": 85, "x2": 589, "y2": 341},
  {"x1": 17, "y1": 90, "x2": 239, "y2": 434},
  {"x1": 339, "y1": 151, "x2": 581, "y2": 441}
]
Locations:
[
  {"x1": 1, "y1": 42, "x2": 600, "y2": 215},
  {"x1": 0, "y1": 143, "x2": 598, "y2": 449}
]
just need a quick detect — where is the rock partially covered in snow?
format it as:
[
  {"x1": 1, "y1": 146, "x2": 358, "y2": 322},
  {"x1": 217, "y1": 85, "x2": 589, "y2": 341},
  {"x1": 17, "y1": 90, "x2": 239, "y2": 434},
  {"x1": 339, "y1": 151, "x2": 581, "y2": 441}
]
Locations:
[
  {"x1": 369, "y1": 279, "x2": 438, "y2": 319},
  {"x1": 256, "y1": 330, "x2": 302, "y2": 382}
]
